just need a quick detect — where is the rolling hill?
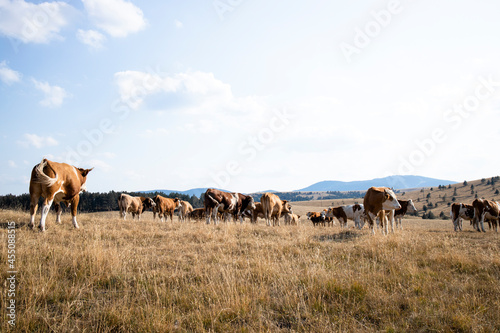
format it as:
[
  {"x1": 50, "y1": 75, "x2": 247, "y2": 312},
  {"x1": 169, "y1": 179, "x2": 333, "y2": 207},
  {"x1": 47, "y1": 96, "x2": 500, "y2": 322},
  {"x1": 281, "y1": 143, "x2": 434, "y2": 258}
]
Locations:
[{"x1": 296, "y1": 175, "x2": 455, "y2": 192}]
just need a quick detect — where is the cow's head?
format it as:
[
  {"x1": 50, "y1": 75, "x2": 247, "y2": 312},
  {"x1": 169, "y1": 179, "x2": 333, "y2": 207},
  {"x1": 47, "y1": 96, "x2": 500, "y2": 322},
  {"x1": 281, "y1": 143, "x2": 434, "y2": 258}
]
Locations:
[
  {"x1": 407, "y1": 199, "x2": 417, "y2": 213},
  {"x1": 174, "y1": 197, "x2": 182, "y2": 208},
  {"x1": 243, "y1": 195, "x2": 256, "y2": 211},
  {"x1": 143, "y1": 197, "x2": 156, "y2": 208},
  {"x1": 282, "y1": 200, "x2": 292, "y2": 214},
  {"x1": 382, "y1": 189, "x2": 401, "y2": 210},
  {"x1": 77, "y1": 167, "x2": 93, "y2": 192}
]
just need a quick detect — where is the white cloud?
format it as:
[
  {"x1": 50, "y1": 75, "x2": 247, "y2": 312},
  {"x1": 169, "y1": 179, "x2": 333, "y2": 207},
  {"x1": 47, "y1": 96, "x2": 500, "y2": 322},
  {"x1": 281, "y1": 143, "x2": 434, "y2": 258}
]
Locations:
[
  {"x1": 82, "y1": 0, "x2": 147, "y2": 38},
  {"x1": 76, "y1": 29, "x2": 106, "y2": 49},
  {"x1": 8, "y1": 160, "x2": 17, "y2": 168},
  {"x1": 0, "y1": 0, "x2": 75, "y2": 43},
  {"x1": 0, "y1": 61, "x2": 21, "y2": 84},
  {"x1": 174, "y1": 20, "x2": 183, "y2": 29},
  {"x1": 18, "y1": 133, "x2": 58, "y2": 148},
  {"x1": 32, "y1": 78, "x2": 69, "y2": 107},
  {"x1": 114, "y1": 70, "x2": 232, "y2": 110}
]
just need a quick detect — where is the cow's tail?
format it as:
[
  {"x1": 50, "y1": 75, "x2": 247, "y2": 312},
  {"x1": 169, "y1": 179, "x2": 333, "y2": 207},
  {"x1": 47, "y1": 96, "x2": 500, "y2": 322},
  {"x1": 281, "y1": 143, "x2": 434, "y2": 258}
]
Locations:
[
  {"x1": 33, "y1": 159, "x2": 58, "y2": 187},
  {"x1": 205, "y1": 192, "x2": 219, "y2": 207}
]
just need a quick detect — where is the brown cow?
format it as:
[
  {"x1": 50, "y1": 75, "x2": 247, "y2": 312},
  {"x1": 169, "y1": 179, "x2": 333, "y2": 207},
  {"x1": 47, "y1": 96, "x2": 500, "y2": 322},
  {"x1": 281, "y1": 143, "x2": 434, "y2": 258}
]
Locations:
[
  {"x1": 472, "y1": 198, "x2": 499, "y2": 232},
  {"x1": 118, "y1": 193, "x2": 156, "y2": 220},
  {"x1": 204, "y1": 189, "x2": 256, "y2": 224},
  {"x1": 188, "y1": 208, "x2": 205, "y2": 222},
  {"x1": 242, "y1": 202, "x2": 265, "y2": 223},
  {"x1": 363, "y1": 187, "x2": 401, "y2": 235},
  {"x1": 29, "y1": 158, "x2": 93, "y2": 231},
  {"x1": 153, "y1": 195, "x2": 181, "y2": 222},
  {"x1": 178, "y1": 200, "x2": 194, "y2": 222},
  {"x1": 260, "y1": 192, "x2": 292, "y2": 226}
]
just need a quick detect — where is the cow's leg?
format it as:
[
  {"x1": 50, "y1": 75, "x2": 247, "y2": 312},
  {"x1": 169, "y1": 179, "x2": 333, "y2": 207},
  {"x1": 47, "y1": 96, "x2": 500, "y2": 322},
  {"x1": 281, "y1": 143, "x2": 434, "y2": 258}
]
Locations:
[
  {"x1": 39, "y1": 197, "x2": 54, "y2": 232},
  {"x1": 388, "y1": 210, "x2": 395, "y2": 233},
  {"x1": 69, "y1": 195, "x2": 80, "y2": 229},
  {"x1": 452, "y1": 218, "x2": 458, "y2": 231},
  {"x1": 479, "y1": 213, "x2": 486, "y2": 232},
  {"x1": 54, "y1": 203, "x2": 62, "y2": 224},
  {"x1": 29, "y1": 195, "x2": 39, "y2": 229},
  {"x1": 205, "y1": 207, "x2": 212, "y2": 224},
  {"x1": 366, "y1": 212, "x2": 376, "y2": 235}
]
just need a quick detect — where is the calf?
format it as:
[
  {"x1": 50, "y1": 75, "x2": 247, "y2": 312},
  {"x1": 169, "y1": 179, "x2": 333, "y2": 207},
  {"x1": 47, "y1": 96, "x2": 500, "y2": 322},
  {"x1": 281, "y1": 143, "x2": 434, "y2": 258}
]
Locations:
[
  {"x1": 394, "y1": 199, "x2": 417, "y2": 229},
  {"x1": 118, "y1": 194, "x2": 156, "y2": 220},
  {"x1": 188, "y1": 208, "x2": 205, "y2": 222},
  {"x1": 363, "y1": 187, "x2": 401, "y2": 235},
  {"x1": 307, "y1": 211, "x2": 326, "y2": 226},
  {"x1": 178, "y1": 200, "x2": 194, "y2": 222},
  {"x1": 29, "y1": 159, "x2": 93, "y2": 231},
  {"x1": 283, "y1": 213, "x2": 300, "y2": 225}
]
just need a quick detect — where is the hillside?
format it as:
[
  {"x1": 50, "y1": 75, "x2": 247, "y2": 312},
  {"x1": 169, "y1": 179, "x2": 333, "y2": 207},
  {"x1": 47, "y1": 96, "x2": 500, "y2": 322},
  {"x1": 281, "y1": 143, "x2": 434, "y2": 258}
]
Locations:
[
  {"x1": 397, "y1": 176, "x2": 500, "y2": 220},
  {"x1": 297, "y1": 175, "x2": 455, "y2": 192}
]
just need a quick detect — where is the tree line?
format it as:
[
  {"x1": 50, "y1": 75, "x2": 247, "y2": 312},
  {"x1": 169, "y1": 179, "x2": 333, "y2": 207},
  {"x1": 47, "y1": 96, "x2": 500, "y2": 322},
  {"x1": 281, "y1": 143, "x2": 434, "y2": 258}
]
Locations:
[{"x1": 0, "y1": 191, "x2": 204, "y2": 213}]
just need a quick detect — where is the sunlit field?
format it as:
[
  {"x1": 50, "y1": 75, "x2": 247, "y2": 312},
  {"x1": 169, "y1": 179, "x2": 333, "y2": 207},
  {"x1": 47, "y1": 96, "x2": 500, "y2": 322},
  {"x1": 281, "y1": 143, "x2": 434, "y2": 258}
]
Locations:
[{"x1": 1, "y1": 207, "x2": 499, "y2": 332}]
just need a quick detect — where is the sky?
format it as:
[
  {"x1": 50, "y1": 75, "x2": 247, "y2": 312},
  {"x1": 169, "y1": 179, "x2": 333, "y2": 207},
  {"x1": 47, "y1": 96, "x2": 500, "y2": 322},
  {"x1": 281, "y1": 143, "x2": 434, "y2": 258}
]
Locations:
[{"x1": 1, "y1": 0, "x2": 500, "y2": 195}]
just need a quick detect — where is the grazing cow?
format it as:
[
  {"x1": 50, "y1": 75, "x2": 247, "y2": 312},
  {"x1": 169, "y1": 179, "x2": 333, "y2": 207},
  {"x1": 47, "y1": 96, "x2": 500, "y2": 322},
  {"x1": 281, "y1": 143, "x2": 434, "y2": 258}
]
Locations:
[
  {"x1": 450, "y1": 203, "x2": 474, "y2": 232},
  {"x1": 326, "y1": 206, "x2": 349, "y2": 228},
  {"x1": 363, "y1": 187, "x2": 401, "y2": 235},
  {"x1": 307, "y1": 211, "x2": 326, "y2": 226},
  {"x1": 327, "y1": 204, "x2": 365, "y2": 229},
  {"x1": 393, "y1": 199, "x2": 417, "y2": 229},
  {"x1": 204, "y1": 189, "x2": 256, "y2": 224},
  {"x1": 118, "y1": 194, "x2": 156, "y2": 220},
  {"x1": 153, "y1": 195, "x2": 181, "y2": 222},
  {"x1": 178, "y1": 200, "x2": 194, "y2": 222},
  {"x1": 242, "y1": 202, "x2": 265, "y2": 223},
  {"x1": 260, "y1": 193, "x2": 292, "y2": 226},
  {"x1": 283, "y1": 213, "x2": 300, "y2": 225},
  {"x1": 29, "y1": 159, "x2": 93, "y2": 231},
  {"x1": 472, "y1": 198, "x2": 500, "y2": 232},
  {"x1": 188, "y1": 208, "x2": 205, "y2": 222}
]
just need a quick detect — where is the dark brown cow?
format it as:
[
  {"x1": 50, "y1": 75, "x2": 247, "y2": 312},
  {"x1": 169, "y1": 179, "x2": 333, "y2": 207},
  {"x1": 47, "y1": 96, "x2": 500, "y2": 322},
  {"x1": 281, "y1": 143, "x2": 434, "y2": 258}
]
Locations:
[
  {"x1": 472, "y1": 198, "x2": 499, "y2": 232},
  {"x1": 29, "y1": 159, "x2": 93, "y2": 231},
  {"x1": 363, "y1": 187, "x2": 401, "y2": 235},
  {"x1": 261, "y1": 192, "x2": 292, "y2": 226},
  {"x1": 450, "y1": 203, "x2": 474, "y2": 231},
  {"x1": 307, "y1": 211, "x2": 326, "y2": 226},
  {"x1": 188, "y1": 208, "x2": 205, "y2": 222},
  {"x1": 118, "y1": 194, "x2": 156, "y2": 220},
  {"x1": 393, "y1": 199, "x2": 417, "y2": 229},
  {"x1": 153, "y1": 195, "x2": 181, "y2": 222},
  {"x1": 204, "y1": 189, "x2": 256, "y2": 224}
]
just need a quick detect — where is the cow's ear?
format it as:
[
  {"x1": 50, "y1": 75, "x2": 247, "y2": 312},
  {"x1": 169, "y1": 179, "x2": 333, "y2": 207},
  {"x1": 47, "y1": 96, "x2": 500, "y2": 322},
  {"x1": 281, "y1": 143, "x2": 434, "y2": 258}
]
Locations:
[{"x1": 78, "y1": 167, "x2": 93, "y2": 177}]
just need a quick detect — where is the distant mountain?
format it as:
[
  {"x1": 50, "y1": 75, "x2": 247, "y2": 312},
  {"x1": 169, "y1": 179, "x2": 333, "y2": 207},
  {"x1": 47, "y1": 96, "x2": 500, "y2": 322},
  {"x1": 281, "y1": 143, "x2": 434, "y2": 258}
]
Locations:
[
  {"x1": 296, "y1": 175, "x2": 456, "y2": 192},
  {"x1": 144, "y1": 188, "x2": 209, "y2": 197}
]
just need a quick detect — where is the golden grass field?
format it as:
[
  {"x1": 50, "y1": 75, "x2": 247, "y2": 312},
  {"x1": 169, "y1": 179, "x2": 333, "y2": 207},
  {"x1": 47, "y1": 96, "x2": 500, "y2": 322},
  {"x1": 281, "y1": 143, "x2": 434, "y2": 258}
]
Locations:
[{"x1": 1, "y1": 204, "x2": 499, "y2": 332}]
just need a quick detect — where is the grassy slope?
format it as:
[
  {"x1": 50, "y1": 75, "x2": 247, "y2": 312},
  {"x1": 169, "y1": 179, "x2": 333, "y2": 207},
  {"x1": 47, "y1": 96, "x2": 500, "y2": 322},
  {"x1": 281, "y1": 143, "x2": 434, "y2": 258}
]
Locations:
[{"x1": 1, "y1": 209, "x2": 499, "y2": 332}]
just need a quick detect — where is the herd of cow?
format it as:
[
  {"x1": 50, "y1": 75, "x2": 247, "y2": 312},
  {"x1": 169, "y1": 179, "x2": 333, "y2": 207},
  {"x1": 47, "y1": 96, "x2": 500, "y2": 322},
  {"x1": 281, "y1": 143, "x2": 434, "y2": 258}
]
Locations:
[{"x1": 26, "y1": 159, "x2": 499, "y2": 234}]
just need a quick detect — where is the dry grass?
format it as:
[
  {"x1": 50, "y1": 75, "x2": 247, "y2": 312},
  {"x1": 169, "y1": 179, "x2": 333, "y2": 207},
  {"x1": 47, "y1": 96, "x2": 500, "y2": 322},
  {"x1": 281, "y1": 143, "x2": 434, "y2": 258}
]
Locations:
[{"x1": 1, "y1": 208, "x2": 499, "y2": 332}]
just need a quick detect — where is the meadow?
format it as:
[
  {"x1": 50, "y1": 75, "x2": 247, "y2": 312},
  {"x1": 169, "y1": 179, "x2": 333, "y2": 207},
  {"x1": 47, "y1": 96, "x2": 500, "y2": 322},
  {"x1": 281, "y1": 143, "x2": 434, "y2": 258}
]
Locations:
[{"x1": 1, "y1": 206, "x2": 499, "y2": 332}]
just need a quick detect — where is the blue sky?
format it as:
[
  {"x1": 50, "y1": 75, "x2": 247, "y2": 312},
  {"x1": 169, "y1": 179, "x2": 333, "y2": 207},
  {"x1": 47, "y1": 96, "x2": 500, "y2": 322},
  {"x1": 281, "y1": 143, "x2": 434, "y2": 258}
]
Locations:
[{"x1": 1, "y1": 0, "x2": 500, "y2": 195}]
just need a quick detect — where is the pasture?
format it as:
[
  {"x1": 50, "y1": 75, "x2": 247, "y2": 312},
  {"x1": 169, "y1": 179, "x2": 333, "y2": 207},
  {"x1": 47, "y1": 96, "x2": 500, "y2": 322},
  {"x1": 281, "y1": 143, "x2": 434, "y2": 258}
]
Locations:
[{"x1": 1, "y1": 207, "x2": 499, "y2": 332}]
